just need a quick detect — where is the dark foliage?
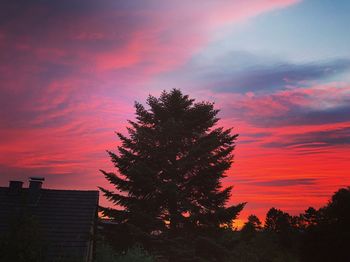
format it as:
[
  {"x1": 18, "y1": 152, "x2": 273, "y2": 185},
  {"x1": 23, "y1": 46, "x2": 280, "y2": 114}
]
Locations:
[
  {"x1": 240, "y1": 215, "x2": 262, "y2": 240},
  {"x1": 300, "y1": 187, "x2": 350, "y2": 262},
  {"x1": 99, "y1": 89, "x2": 245, "y2": 261},
  {"x1": 235, "y1": 187, "x2": 350, "y2": 262},
  {"x1": 264, "y1": 208, "x2": 291, "y2": 233},
  {"x1": 0, "y1": 211, "x2": 44, "y2": 262},
  {"x1": 231, "y1": 209, "x2": 300, "y2": 262}
]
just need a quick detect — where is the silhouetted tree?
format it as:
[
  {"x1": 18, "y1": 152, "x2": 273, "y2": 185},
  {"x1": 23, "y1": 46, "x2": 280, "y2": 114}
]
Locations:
[
  {"x1": 240, "y1": 215, "x2": 262, "y2": 240},
  {"x1": 300, "y1": 187, "x2": 350, "y2": 262},
  {"x1": 264, "y1": 208, "x2": 291, "y2": 233},
  {"x1": 232, "y1": 211, "x2": 298, "y2": 262},
  {"x1": 247, "y1": 214, "x2": 262, "y2": 230},
  {"x1": 298, "y1": 207, "x2": 320, "y2": 229},
  {"x1": 327, "y1": 187, "x2": 350, "y2": 224},
  {"x1": 264, "y1": 207, "x2": 300, "y2": 250},
  {"x1": 99, "y1": 89, "x2": 245, "y2": 261}
]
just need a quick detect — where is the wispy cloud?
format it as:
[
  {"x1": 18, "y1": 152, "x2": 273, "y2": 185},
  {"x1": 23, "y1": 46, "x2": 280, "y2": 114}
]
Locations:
[
  {"x1": 239, "y1": 178, "x2": 318, "y2": 187},
  {"x1": 160, "y1": 50, "x2": 350, "y2": 94},
  {"x1": 223, "y1": 83, "x2": 350, "y2": 127},
  {"x1": 264, "y1": 126, "x2": 350, "y2": 148}
]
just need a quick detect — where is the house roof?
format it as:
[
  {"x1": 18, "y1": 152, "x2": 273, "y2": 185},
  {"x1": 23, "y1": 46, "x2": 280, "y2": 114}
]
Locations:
[{"x1": 0, "y1": 184, "x2": 99, "y2": 261}]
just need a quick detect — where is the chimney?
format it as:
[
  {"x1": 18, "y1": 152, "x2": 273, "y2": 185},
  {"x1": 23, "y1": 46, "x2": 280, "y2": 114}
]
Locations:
[
  {"x1": 29, "y1": 177, "x2": 45, "y2": 191},
  {"x1": 28, "y1": 177, "x2": 45, "y2": 205},
  {"x1": 8, "y1": 180, "x2": 23, "y2": 195}
]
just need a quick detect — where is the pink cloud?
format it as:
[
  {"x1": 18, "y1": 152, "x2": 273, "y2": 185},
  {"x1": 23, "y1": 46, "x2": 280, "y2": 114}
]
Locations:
[{"x1": 9, "y1": 0, "x2": 350, "y2": 224}]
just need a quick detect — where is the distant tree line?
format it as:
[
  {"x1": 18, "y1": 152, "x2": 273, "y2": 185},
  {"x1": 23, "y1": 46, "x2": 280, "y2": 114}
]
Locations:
[
  {"x1": 99, "y1": 186, "x2": 350, "y2": 262},
  {"x1": 235, "y1": 186, "x2": 350, "y2": 262}
]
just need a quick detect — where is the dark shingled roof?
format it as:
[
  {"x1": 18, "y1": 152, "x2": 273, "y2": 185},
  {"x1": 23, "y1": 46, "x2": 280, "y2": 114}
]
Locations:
[{"x1": 0, "y1": 184, "x2": 99, "y2": 262}]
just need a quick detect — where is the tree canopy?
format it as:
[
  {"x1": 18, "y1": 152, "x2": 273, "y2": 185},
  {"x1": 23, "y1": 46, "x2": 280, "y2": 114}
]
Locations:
[{"x1": 99, "y1": 89, "x2": 244, "y2": 261}]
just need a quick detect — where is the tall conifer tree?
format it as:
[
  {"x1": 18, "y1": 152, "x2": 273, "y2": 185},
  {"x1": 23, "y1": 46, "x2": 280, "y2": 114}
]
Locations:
[{"x1": 99, "y1": 89, "x2": 244, "y2": 258}]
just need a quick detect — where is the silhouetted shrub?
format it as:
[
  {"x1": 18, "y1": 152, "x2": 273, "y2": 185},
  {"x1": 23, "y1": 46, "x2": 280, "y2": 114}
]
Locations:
[{"x1": 95, "y1": 242, "x2": 154, "y2": 262}]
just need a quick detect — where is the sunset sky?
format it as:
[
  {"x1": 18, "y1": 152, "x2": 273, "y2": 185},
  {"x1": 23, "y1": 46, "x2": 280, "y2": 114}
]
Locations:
[{"x1": 1, "y1": 0, "x2": 349, "y2": 223}]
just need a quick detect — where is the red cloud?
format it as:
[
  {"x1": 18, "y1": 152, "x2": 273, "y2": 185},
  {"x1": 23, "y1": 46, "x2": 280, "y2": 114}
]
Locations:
[{"x1": 5, "y1": 0, "x2": 349, "y2": 224}]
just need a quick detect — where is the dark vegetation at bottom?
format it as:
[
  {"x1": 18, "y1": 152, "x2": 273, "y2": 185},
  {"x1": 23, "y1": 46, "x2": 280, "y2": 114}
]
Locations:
[
  {"x1": 2, "y1": 187, "x2": 349, "y2": 262},
  {"x1": 2, "y1": 186, "x2": 348, "y2": 262},
  {"x1": 98, "y1": 186, "x2": 350, "y2": 262}
]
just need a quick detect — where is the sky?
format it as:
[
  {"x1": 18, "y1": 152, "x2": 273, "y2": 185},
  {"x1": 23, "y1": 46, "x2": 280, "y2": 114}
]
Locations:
[{"x1": 1, "y1": 0, "x2": 349, "y2": 224}]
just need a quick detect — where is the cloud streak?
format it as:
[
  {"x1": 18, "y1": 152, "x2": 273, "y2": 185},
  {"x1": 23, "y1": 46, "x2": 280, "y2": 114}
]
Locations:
[
  {"x1": 264, "y1": 126, "x2": 350, "y2": 149},
  {"x1": 159, "y1": 50, "x2": 350, "y2": 94},
  {"x1": 223, "y1": 83, "x2": 350, "y2": 127}
]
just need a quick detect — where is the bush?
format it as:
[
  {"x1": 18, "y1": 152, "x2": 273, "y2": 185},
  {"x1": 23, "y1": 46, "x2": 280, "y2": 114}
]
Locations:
[{"x1": 95, "y1": 243, "x2": 155, "y2": 262}]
